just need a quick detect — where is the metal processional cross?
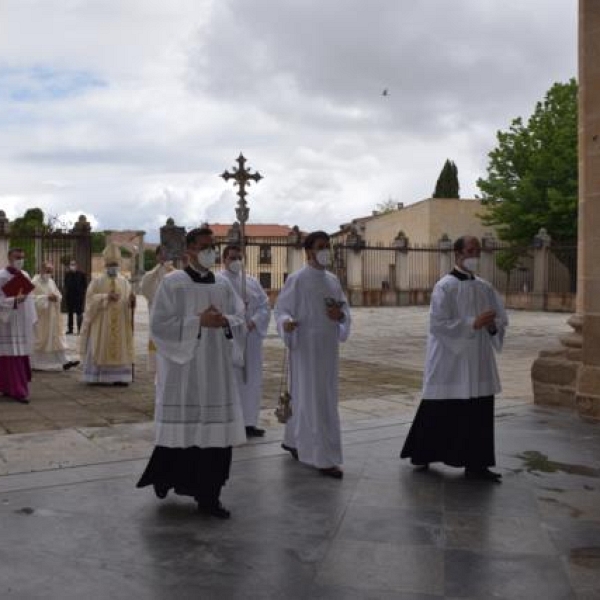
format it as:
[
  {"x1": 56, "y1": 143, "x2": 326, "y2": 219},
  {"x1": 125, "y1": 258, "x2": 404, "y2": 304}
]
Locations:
[{"x1": 220, "y1": 153, "x2": 263, "y2": 382}]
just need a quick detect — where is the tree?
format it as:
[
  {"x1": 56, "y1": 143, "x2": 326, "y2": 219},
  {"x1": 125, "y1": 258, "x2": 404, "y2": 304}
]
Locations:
[
  {"x1": 375, "y1": 198, "x2": 398, "y2": 214},
  {"x1": 477, "y1": 79, "x2": 578, "y2": 247},
  {"x1": 432, "y1": 159, "x2": 460, "y2": 198}
]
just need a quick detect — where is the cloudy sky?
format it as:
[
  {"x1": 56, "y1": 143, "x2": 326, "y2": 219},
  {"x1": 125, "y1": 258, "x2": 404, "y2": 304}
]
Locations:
[{"x1": 0, "y1": 0, "x2": 577, "y2": 241}]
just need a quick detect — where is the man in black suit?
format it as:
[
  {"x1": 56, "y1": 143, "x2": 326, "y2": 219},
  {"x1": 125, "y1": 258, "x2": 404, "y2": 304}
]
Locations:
[{"x1": 64, "y1": 260, "x2": 87, "y2": 334}]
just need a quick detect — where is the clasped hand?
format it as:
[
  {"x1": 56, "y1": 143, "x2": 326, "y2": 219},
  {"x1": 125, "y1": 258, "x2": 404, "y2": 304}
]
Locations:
[
  {"x1": 473, "y1": 309, "x2": 496, "y2": 330},
  {"x1": 199, "y1": 304, "x2": 228, "y2": 328},
  {"x1": 326, "y1": 304, "x2": 344, "y2": 322}
]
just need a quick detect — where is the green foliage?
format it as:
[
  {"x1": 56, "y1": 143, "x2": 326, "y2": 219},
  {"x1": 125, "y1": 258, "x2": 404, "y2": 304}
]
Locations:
[
  {"x1": 375, "y1": 198, "x2": 398, "y2": 214},
  {"x1": 91, "y1": 231, "x2": 106, "y2": 254},
  {"x1": 9, "y1": 208, "x2": 48, "y2": 273},
  {"x1": 433, "y1": 160, "x2": 460, "y2": 198},
  {"x1": 144, "y1": 249, "x2": 157, "y2": 271},
  {"x1": 477, "y1": 79, "x2": 578, "y2": 247}
]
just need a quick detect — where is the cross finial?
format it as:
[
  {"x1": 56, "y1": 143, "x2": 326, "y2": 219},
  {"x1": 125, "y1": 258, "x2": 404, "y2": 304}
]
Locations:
[{"x1": 221, "y1": 153, "x2": 263, "y2": 202}]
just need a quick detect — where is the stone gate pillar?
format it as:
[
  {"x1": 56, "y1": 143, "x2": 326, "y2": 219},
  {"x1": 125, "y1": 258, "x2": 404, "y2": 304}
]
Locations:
[
  {"x1": 286, "y1": 226, "x2": 304, "y2": 277},
  {"x1": 531, "y1": 228, "x2": 551, "y2": 311},
  {"x1": 438, "y1": 235, "x2": 453, "y2": 277},
  {"x1": 71, "y1": 215, "x2": 92, "y2": 277},
  {"x1": 0, "y1": 211, "x2": 10, "y2": 267},
  {"x1": 393, "y1": 234, "x2": 409, "y2": 306}
]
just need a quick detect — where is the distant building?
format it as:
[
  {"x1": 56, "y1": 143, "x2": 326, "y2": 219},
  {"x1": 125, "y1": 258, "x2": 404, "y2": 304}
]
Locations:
[
  {"x1": 209, "y1": 223, "x2": 304, "y2": 293},
  {"x1": 333, "y1": 198, "x2": 496, "y2": 247}
]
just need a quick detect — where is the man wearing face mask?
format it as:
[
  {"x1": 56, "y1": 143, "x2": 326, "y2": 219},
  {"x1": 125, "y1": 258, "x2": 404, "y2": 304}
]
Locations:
[
  {"x1": 218, "y1": 244, "x2": 271, "y2": 438},
  {"x1": 140, "y1": 245, "x2": 176, "y2": 373},
  {"x1": 274, "y1": 230, "x2": 351, "y2": 479},
  {"x1": 137, "y1": 228, "x2": 246, "y2": 519},
  {"x1": 31, "y1": 262, "x2": 79, "y2": 371},
  {"x1": 79, "y1": 243, "x2": 135, "y2": 386},
  {"x1": 401, "y1": 235, "x2": 508, "y2": 482},
  {"x1": 0, "y1": 248, "x2": 37, "y2": 403},
  {"x1": 64, "y1": 260, "x2": 87, "y2": 335}
]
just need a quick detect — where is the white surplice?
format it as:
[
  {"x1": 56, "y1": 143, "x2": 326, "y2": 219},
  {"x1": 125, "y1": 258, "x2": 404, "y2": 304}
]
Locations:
[
  {"x1": 31, "y1": 274, "x2": 69, "y2": 370},
  {"x1": 151, "y1": 269, "x2": 247, "y2": 448},
  {"x1": 274, "y1": 265, "x2": 351, "y2": 469},
  {"x1": 423, "y1": 273, "x2": 508, "y2": 400},
  {"x1": 217, "y1": 270, "x2": 271, "y2": 427},
  {"x1": 140, "y1": 263, "x2": 176, "y2": 372},
  {"x1": 0, "y1": 268, "x2": 37, "y2": 356}
]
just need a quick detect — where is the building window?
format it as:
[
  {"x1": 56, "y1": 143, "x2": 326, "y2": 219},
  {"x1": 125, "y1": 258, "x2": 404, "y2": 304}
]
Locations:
[
  {"x1": 259, "y1": 272, "x2": 272, "y2": 289},
  {"x1": 259, "y1": 245, "x2": 272, "y2": 265}
]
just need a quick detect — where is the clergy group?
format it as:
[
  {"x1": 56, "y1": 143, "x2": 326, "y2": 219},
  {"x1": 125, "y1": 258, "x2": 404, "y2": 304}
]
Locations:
[{"x1": 0, "y1": 230, "x2": 507, "y2": 518}]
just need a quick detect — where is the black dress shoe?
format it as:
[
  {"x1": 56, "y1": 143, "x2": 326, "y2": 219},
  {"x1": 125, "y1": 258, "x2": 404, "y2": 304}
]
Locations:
[
  {"x1": 465, "y1": 468, "x2": 502, "y2": 482},
  {"x1": 113, "y1": 382, "x2": 129, "y2": 387},
  {"x1": 154, "y1": 484, "x2": 169, "y2": 499},
  {"x1": 63, "y1": 360, "x2": 80, "y2": 371},
  {"x1": 319, "y1": 467, "x2": 344, "y2": 479},
  {"x1": 197, "y1": 501, "x2": 231, "y2": 519},
  {"x1": 13, "y1": 397, "x2": 30, "y2": 405},
  {"x1": 245, "y1": 426, "x2": 265, "y2": 437},
  {"x1": 66, "y1": 331, "x2": 73, "y2": 335},
  {"x1": 281, "y1": 443, "x2": 299, "y2": 460}
]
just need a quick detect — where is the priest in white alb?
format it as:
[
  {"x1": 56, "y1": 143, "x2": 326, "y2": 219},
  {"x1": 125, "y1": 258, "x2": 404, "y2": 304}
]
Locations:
[
  {"x1": 0, "y1": 248, "x2": 37, "y2": 403},
  {"x1": 401, "y1": 235, "x2": 508, "y2": 482},
  {"x1": 140, "y1": 245, "x2": 176, "y2": 372},
  {"x1": 80, "y1": 242, "x2": 135, "y2": 385},
  {"x1": 274, "y1": 230, "x2": 351, "y2": 479},
  {"x1": 137, "y1": 227, "x2": 246, "y2": 519},
  {"x1": 31, "y1": 262, "x2": 79, "y2": 371},
  {"x1": 218, "y1": 243, "x2": 271, "y2": 438}
]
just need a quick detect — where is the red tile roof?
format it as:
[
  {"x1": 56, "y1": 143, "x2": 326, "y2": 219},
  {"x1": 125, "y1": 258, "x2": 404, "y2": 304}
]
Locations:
[{"x1": 208, "y1": 224, "x2": 297, "y2": 238}]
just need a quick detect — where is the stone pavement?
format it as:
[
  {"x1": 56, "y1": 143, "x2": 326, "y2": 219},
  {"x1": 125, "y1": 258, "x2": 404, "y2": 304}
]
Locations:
[{"x1": 1, "y1": 303, "x2": 599, "y2": 599}]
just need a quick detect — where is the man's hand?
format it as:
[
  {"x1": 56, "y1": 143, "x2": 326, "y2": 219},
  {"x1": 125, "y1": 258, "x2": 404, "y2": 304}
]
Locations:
[
  {"x1": 473, "y1": 309, "x2": 496, "y2": 330},
  {"x1": 247, "y1": 320, "x2": 256, "y2": 332},
  {"x1": 326, "y1": 304, "x2": 344, "y2": 323},
  {"x1": 283, "y1": 319, "x2": 298, "y2": 333},
  {"x1": 48, "y1": 293, "x2": 58, "y2": 303},
  {"x1": 199, "y1": 305, "x2": 227, "y2": 328},
  {"x1": 15, "y1": 291, "x2": 26, "y2": 305},
  {"x1": 108, "y1": 292, "x2": 120, "y2": 302}
]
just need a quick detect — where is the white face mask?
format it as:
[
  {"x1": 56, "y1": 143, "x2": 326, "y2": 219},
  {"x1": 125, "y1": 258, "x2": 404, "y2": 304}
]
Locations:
[
  {"x1": 463, "y1": 257, "x2": 480, "y2": 273},
  {"x1": 106, "y1": 266, "x2": 119, "y2": 277},
  {"x1": 227, "y1": 259, "x2": 242, "y2": 274},
  {"x1": 12, "y1": 259, "x2": 25, "y2": 270},
  {"x1": 197, "y1": 248, "x2": 216, "y2": 270},
  {"x1": 315, "y1": 249, "x2": 331, "y2": 267},
  {"x1": 69, "y1": 265, "x2": 76, "y2": 271}
]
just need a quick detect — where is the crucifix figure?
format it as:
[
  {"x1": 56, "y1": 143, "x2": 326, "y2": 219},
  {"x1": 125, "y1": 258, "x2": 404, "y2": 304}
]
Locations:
[{"x1": 220, "y1": 153, "x2": 263, "y2": 382}]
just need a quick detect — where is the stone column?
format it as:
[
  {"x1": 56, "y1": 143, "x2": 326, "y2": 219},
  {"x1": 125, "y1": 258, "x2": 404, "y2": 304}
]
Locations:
[
  {"x1": 575, "y1": 0, "x2": 600, "y2": 420},
  {"x1": 531, "y1": 0, "x2": 600, "y2": 420}
]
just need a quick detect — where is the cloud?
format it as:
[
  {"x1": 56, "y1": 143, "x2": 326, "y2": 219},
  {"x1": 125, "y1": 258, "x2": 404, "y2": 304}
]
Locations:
[{"x1": 0, "y1": 0, "x2": 577, "y2": 241}]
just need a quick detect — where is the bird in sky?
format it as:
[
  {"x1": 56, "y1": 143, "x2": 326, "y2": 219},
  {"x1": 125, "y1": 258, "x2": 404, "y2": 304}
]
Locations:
[{"x1": 382, "y1": 88, "x2": 389, "y2": 97}]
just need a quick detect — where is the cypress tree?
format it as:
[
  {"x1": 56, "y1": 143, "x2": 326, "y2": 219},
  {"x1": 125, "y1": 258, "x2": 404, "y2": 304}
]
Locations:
[{"x1": 433, "y1": 159, "x2": 460, "y2": 198}]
